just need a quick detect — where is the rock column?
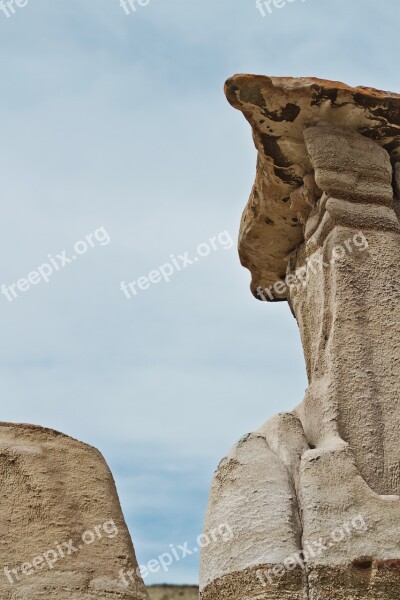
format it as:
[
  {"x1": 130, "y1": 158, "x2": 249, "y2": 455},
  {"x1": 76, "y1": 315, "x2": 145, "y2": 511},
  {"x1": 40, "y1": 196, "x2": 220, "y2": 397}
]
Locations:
[{"x1": 200, "y1": 75, "x2": 400, "y2": 600}]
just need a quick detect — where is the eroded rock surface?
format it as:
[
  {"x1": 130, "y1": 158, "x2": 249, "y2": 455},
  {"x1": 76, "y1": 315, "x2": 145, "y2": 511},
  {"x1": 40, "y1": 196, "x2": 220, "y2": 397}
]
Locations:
[
  {"x1": 0, "y1": 423, "x2": 148, "y2": 600},
  {"x1": 224, "y1": 75, "x2": 400, "y2": 300},
  {"x1": 200, "y1": 76, "x2": 400, "y2": 600}
]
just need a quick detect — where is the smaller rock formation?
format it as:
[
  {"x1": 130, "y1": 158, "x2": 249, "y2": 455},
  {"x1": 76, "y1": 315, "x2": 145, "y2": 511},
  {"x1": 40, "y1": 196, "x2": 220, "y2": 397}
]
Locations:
[{"x1": 0, "y1": 423, "x2": 148, "y2": 599}]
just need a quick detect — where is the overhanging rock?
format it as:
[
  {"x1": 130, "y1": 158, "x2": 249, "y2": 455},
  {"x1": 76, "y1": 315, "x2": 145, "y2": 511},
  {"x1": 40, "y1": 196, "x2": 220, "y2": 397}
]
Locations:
[{"x1": 225, "y1": 75, "x2": 400, "y2": 299}]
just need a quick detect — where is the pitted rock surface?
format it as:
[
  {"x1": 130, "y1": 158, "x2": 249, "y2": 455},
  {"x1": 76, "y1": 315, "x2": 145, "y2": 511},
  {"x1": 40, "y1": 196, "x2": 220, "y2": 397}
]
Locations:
[
  {"x1": 0, "y1": 423, "x2": 148, "y2": 600},
  {"x1": 225, "y1": 75, "x2": 400, "y2": 298}
]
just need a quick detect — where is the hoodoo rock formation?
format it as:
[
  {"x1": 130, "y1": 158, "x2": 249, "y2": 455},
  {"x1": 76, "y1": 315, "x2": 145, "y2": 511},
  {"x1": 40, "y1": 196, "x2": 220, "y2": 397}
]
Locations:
[
  {"x1": 0, "y1": 423, "x2": 148, "y2": 599},
  {"x1": 200, "y1": 76, "x2": 400, "y2": 599}
]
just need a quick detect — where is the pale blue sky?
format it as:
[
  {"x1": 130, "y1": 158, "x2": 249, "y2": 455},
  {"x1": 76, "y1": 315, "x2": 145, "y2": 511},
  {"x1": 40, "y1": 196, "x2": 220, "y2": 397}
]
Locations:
[{"x1": 0, "y1": 0, "x2": 398, "y2": 585}]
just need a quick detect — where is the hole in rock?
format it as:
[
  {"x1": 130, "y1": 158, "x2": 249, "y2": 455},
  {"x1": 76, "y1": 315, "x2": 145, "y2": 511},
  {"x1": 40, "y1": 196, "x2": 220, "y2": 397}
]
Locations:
[{"x1": 353, "y1": 558, "x2": 373, "y2": 571}]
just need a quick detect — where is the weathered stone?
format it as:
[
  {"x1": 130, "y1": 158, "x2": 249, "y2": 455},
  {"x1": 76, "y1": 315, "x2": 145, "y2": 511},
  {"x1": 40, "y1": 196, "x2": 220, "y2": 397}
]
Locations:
[
  {"x1": 200, "y1": 76, "x2": 400, "y2": 600},
  {"x1": 201, "y1": 431, "x2": 302, "y2": 588},
  {"x1": 0, "y1": 423, "x2": 148, "y2": 600},
  {"x1": 224, "y1": 74, "x2": 400, "y2": 300},
  {"x1": 395, "y1": 162, "x2": 400, "y2": 199}
]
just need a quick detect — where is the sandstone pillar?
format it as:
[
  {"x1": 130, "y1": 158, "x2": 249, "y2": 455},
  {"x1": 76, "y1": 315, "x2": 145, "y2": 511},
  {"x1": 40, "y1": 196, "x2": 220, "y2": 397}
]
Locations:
[{"x1": 200, "y1": 76, "x2": 400, "y2": 600}]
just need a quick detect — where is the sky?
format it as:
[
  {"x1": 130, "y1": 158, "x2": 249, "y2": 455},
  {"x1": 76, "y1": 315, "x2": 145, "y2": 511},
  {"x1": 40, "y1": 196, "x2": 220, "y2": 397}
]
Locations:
[{"x1": 0, "y1": 0, "x2": 399, "y2": 586}]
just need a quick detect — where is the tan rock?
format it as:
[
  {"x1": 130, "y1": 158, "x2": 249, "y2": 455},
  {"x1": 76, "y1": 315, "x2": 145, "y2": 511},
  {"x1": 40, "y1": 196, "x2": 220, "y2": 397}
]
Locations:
[
  {"x1": 0, "y1": 423, "x2": 148, "y2": 599},
  {"x1": 201, "y1": 76, "x2": 400, "y2": 600},
  {"x1": 224, "y1": 74, "x2": 400, "y2": 300}
]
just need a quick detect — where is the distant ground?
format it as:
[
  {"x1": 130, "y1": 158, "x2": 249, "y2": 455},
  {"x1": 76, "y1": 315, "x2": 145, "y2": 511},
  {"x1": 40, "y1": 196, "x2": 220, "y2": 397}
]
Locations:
[{"x1": 147, "y1": 585, "x2": 198, "y2": 600}]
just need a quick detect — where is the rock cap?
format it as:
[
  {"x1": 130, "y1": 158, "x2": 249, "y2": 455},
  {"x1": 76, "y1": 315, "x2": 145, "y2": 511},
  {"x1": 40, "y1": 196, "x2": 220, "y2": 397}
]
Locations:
[{"x1": 225, "y1": 75, "x2": 400, "y2": 299}]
